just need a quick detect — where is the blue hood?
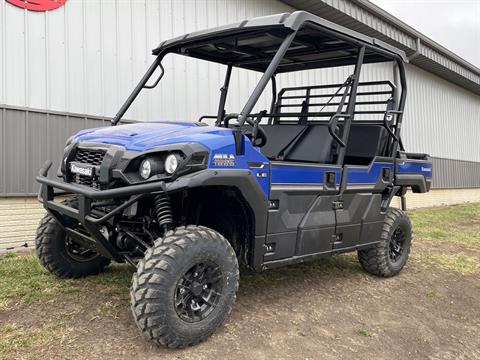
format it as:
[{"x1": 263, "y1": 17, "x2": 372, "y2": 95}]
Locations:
[{"x1": 74, "y1": 122, "x2": 236, "y2": 152}]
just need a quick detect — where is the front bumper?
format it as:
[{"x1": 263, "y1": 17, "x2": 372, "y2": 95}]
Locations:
[{"x1": 37, "y1": 160, "x2": 167, "y2": 262}]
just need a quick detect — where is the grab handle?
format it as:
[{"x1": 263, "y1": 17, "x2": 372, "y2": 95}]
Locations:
[
  {"x1": 383, "y1": 110, "x2": 402, "y2": 141},
  {"x1": 328, "y1": 113, "x2": 350, "y2": 147}
]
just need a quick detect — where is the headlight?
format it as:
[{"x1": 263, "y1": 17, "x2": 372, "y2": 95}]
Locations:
[
  {"x1": 165, "y1": 154, "x2": 178, "y2": 174},
  {"x1": 139, "y1": 159, "x2": 152, "y2": 179}
]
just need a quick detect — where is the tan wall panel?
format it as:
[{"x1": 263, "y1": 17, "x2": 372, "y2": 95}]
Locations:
[
  {"x1": 0, "y1": 197, "x2": 44, "y2": 251},
  {"x1": 393, "y1": 188, "x2": 480, "y2": 209}
]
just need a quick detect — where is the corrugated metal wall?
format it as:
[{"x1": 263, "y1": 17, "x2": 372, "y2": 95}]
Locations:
[
  {"x1": 1, "y1": 0, "x2": 480, "y2": 195},
  {"x1": 0, "y1": 106, "x2": 110, "y2": 196},
  {"x1": 282, "y1": 0, "x2": 480, "y2": 93},
  {"x1": 0, "y1": 0, "x2": 295, "y2": 118},
  {"x1": 402, "y1": 64, "x2": 480, "y2": 162}
]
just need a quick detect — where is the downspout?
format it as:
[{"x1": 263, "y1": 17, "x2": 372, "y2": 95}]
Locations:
[{"x1": 408, "y1": 37, "x2": 421, "y2": 61}]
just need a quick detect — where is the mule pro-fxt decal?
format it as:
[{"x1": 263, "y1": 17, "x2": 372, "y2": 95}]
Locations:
[{"x1": 212, "y1": 153, "x2": 236, "y2": 167}]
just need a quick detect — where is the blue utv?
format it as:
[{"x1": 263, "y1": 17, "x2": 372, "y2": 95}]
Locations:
[{"x1": 36, "y1": 11, "x2": 432, "y2": 348}]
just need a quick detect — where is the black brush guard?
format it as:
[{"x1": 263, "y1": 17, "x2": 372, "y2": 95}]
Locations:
[{"x1": 37, "y1": 160, "x2": 166, "y2": 262}]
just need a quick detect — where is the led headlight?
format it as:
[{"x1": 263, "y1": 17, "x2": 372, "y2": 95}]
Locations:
[
  {"x1": 139, "y1": 159, "x2": 152, "y2": 179},
  {"x1": 165, "y1": 154, "x2": 178, "y2": 174}
]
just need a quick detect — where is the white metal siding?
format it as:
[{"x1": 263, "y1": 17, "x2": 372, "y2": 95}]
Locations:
[
  {"x1": 0, "y1": 0, "x2": 294, "y2": 117},
  {"x1": 402, "y1": 64, "x2": 480, "y2": 162},
  {"x1": 1, "y1": 0, "x2": 480, "y2": 166}
]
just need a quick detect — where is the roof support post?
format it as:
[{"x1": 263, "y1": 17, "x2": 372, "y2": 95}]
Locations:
[
  {"x1": 238, "y1": 31, "x2": 297, "y2": 126},
  {"x1": 111, "y1": 54, "x2": 163, "y2": 126},
  {"x1": 392, "y1": 58, "x2": 407, "y2": 155},
  {"x1": 336, "y1": 45, "x2": 366, "y2": 165},
  {"x1": 215, "y1": 64, "x2": 233, "y2": 125}
]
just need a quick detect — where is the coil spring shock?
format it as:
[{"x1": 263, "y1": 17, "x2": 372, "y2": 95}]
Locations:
[{"x1": 154, "y1": 192, "x2": 173, "y2": 233}]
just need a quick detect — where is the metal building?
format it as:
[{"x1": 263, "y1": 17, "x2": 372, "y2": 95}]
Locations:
[{"x1": 1, "y1": 0, "x2": 479, "y2": 250}]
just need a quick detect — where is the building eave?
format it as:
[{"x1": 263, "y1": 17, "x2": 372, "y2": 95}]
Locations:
[{"x1": 280, "y1": 0, "x2": 480, "y2": 95}]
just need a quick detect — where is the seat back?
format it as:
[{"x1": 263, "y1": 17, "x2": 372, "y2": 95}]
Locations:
[
  {"x1": 260, "y1": 123, "x2": 389, "y2": 165},
  {"x1": 284, "y1": 125, "x2": 334, "y2": 164},
  {"x1": 260, "y1": 124, "x2": 335, "y2": 164},
  {"x1": 344, "y1": 124, "x2": 389, "y2": 165},
  {"x1": 260, "y1": 125, "x2": 307, "y2": 159}
]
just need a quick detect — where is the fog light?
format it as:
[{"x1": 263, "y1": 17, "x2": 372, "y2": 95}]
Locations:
[{"x1": 165, "y1": 154, "x2": 178, "y2": 174}]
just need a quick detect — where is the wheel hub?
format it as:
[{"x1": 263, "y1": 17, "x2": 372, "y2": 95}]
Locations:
[
  {"x1": 64, "y1": 234, "x2": 99, "y2": 262},
  {"x1": 191, "y1": 281, "x2": 204, "y2": 296},
  {"x1": 389, "y1": 227, "x2": 406, "y2": 263},
  {"x1": 174, "y1": 262, "x2": 223, "y2": 323}
]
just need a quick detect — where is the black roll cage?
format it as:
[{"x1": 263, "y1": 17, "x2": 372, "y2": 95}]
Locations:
[{"x1": 110, "y1": 14, "x2": 408, "y2": 166}]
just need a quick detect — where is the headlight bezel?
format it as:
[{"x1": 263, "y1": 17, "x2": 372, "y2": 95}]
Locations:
[{"x1": 123, "y1": 145, "x2": 209, "y2": 184}]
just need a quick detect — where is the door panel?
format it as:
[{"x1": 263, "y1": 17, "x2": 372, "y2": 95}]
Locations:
[
  {"x1": 296, "y1": 195, "x2": 337, "y2": 256},
  {"x1": 334, "y1": 193, "x2": 383, "y2": 250},
  {"x1": 334, "y1": 160, "x2": 392, "y2": 251},
  {"x1": 265, "y1": 162, "x2": 341, "y2": 262}
]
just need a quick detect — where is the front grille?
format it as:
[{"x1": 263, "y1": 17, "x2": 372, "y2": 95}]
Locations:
[
  {"x1": 73, "y1": 174, "x2": 101, "y2": 189},
  {"x1": 70, "y1": 148, "x2": 107, "y2": 189},
  {"x1": 74, "y1": 148, "x2": 106, "y2": 166}
]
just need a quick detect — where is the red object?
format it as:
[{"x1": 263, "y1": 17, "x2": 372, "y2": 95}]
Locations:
[{"x1": 6, "y1": 0, "x2": 67, "y2": 11}]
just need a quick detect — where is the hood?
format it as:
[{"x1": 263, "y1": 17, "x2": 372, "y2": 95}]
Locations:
[{"x1": 74, "y1": 122, "x2": 235, "y2": 152}]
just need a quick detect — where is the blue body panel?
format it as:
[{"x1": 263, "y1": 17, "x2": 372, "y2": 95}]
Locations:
[
  {"x1": 73, "y1": 122, "x2": 429, "y2": 199},
  {"x1": 397, "y1": 161, "x2": 432, "y2": 179},
  {"x1": 347, "y1": 162, "x2": 394, "y2": 185},
  {"x1": 75, "y1": 122, "x2": 271, "y2": 197},
  {"x1": 271, "y1": 163, "x2": 341, "y2": 185}
]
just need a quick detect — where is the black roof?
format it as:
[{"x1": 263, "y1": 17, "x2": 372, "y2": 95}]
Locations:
[{"x1": 152, "y1": 11, "x2": 407, "y2": 73}]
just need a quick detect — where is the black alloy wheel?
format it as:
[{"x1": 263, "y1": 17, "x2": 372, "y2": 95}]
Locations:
[
  {"x1": 357, "y1": 207, "x2": 412, "y2": 277},
  {"x1": 174, "y1": 261, "x2": 223, "y2": 323},
  {"x1": 389, "y1": 227, "x2": 407, "y2": 263}
]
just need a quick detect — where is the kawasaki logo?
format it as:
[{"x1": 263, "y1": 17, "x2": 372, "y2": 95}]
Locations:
[
  {"x1": 6, "y1": 0, "x2": 67, "y2": 11},
  {"x1": 70, "y1": 163, "x2": 93, "y2": 177}
]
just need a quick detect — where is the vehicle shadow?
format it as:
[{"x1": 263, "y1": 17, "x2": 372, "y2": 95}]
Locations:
[{"x1": 238, "y1": 253, "x2": 364, "y2": 294}]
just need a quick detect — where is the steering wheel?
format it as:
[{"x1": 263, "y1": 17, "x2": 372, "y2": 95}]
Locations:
[{"x1": 223, "y1": 113, "x2": 267, "y2": 148}]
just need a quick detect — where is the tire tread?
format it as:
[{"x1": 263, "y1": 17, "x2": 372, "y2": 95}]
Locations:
[
  {"x1": 35, "y1": 198, "x2": 110, "y2": 278},
  {"x1": 130, "y1": 225, "x2": 239, "y2": 348},
  {"x1": 357, "y1": 207, "x2": 412, "y2": 277}
]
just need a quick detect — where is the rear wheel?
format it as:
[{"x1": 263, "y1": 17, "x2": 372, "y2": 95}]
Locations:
[
  {"x1": 130, "y1": 225, "x2": 239, "y2": 348},
  {"x1": 357, "y1": 207, "x2": 412, "y2": 277},
  {"x1": 35, "y1": 199, "x2": 110, "y2": 278}
]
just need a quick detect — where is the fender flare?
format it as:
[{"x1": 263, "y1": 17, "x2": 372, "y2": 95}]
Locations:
[{"x1": 165, "y1": 169, "x2": 269, "y2": 236}]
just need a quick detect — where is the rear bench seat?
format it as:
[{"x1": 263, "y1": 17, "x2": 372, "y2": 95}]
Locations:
[{"x1": 260, "y1": 123, "x2": 389, "y2": 165}]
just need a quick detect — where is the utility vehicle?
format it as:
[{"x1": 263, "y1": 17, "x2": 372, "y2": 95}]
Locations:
[{"x1": 36, "y1": 11, "x2": 432, "y2": 348}]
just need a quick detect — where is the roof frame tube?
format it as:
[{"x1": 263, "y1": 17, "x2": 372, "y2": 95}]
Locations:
[
  {"x1": 392, "y1": 58, "x2": 407, "y2": 154},
  {"x1": 238, "y1": 30, "x2": 297, "y2": 126},
  {"x1": 111, "y1": 54, "x2": 163, "y2": 126},
  {"x1": 215, "y1": 64, "x2": 233, "y2": 126},
  {"x1": 336, "y1": 45, "x2": 366, "y2": 165}
]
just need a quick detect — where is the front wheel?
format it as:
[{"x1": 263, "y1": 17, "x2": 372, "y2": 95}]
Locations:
[
  {"x1": 35, "y1": 199, "x2": 111, "y2": 278},
  {"x1": 357, "y1": 207, "x2": 412, "y2": 277},
  {"x1": 130, "y1": 225, "x2": 239, "y2": 348}
]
